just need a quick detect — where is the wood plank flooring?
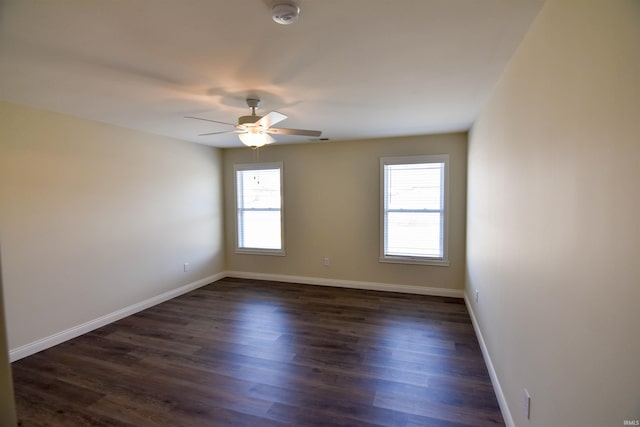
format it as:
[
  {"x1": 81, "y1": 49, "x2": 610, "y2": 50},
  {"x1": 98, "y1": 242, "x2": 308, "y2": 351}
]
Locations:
[{"x1": 12, "y1": 278, "x2": 504, "y2": 426}]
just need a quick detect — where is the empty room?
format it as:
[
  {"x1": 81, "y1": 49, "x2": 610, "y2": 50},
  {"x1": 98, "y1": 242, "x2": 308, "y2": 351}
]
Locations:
[{"x1": 0, "y1": 1, "x2": 638, "y2": 426}]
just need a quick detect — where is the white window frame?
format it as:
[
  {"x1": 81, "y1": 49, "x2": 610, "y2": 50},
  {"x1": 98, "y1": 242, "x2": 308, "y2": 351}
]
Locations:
[
  {"x1": 380, "y1": 155, "x2": 450, "y2": 266},
  {"x1": 234, "y1": 162, "x2": 285, "y2": 256}
]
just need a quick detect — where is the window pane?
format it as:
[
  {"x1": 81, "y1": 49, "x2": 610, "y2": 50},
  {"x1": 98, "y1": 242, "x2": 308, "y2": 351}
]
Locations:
[
  {"x1": 381, "y1": 156, "x2": 447, "y2": 262},
  {"x1": 386, "y1": 163, "x2": 442, "y2": 211},
  {"x1": 386, "y1": 212, "x2": 442, "y2": 257},
  {"x1": 236, "y1": 164, "x2": 283, "y2": 252},
  {"x1": 238, "y1": 210, "x2": 282, "y2": 250},
  {"x1": 238, "y1": 169, "x2": 281, "y2": 209}
]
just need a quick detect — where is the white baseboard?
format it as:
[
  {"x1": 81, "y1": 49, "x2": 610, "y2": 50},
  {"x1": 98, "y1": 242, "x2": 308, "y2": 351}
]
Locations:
[
  {"x1": 224, "y1": 271, "x2": 464, "y2": 298},
  {"x1": 464, "y1": 293, "x2": 515, "y2": 427},
  {"x1": 9, "y1": 272, "x2": 225, "y2": 362}
]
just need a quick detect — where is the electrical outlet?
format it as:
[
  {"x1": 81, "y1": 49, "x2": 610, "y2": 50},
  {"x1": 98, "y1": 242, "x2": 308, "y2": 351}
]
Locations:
[
  {"x1": 524, "y1": 389, "x2": 531, "y2": 419},
  {"x1": 475, "y1": 289, "x2": 479, "y2": 302},
  {"x1": 184, "y1": 262, "x2": 191, "y2": 272},
  {"x1": 323, "y1": 257, "x2": 330, "y2": 267}
]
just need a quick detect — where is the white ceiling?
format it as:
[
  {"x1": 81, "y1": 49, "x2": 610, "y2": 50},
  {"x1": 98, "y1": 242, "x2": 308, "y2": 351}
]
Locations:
[{"x1": 0, "y1": 0, "x2": 544, "y2": 148}]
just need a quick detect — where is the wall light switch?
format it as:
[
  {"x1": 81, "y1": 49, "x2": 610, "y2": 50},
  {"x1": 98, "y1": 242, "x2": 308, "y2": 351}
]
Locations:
[{"x1": 184, "y1": 262, "x2": 191, "y2": 272}]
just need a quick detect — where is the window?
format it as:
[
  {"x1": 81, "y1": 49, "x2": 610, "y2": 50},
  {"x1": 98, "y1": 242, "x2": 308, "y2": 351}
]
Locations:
[
  {"x1": 380, "y1": 155, "x2": 449, "y2": 266},
  {"x1": 235, "y1": 163, "x2": 284, "y2": 256}
]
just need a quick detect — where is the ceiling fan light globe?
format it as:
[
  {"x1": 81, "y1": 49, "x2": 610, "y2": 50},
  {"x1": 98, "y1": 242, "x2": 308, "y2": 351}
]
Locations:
[{"x1": 239, "y1": 132, "x2": 267, "y2": 148}]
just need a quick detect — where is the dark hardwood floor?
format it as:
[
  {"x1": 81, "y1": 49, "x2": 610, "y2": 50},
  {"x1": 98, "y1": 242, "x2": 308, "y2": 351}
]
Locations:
[{"x1": 12, "y1": 278, "x2": 504, "y2": 427}]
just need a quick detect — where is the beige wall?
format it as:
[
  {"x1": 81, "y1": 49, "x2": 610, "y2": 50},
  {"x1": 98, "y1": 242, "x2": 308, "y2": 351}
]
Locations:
[
  {"x1": 466, "y1": 1, "x2": 640, "y2": 426},
  {"x1": 0, "y1": 253, "x2": 17, "y2": 426},
  {"x1": 0, "y1": 101, "x2": 224, "y2": 351},
  {"x1": 223, "y1": 133, "x2": 467, "y2": 291}
]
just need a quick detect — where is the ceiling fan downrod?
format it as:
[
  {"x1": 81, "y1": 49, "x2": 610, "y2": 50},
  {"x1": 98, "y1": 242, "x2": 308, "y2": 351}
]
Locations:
[{"x1": 238, "y1": 98, "x2": 262, "y2": 126}]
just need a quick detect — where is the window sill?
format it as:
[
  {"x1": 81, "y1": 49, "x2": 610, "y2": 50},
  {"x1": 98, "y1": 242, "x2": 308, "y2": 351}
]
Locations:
[
  {"x1": 236, "y1": 248, "x2": 286, "y2": 257},
  {"x1": 379, "y1": 256, "x2": 449, "y2": 267}
]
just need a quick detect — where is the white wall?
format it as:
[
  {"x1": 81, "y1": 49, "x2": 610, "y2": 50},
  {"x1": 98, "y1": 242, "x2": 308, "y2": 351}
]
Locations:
[
  {"x1": 223, "y1": 133, "x2": 467, "y2": 293},
  {"x1": 0, "y1": 101, "x2": 225, "y2": 354},
  {"x1": 466, "y1": 1, "x2": 640, "y2": 426}
]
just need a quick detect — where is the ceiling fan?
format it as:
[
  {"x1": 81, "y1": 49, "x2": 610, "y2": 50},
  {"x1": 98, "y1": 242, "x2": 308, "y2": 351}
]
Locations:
[{"x1": 185, "y1": 98, "x2": 322, "y2": 148}]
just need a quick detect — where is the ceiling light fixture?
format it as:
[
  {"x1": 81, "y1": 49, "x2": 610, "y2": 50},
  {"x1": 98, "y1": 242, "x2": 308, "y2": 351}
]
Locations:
[
  {"x1": 185, "y1": 97, "x2": 321, "y2": 148},
  {"x1": 272, "y1": 3, "x2": 300, "y2": 25},
  {"x1": 238, "y1": 127, "x2": 275, "y2": 148}
]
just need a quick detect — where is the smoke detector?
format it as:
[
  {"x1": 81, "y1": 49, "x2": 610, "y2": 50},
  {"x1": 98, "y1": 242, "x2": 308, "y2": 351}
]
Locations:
[{"x1": 272, "y1": 3, "x2": 300, "y2": 25}]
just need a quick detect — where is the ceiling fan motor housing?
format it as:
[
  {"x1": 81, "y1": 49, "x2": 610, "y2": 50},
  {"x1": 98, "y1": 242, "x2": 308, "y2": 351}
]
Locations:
[
  {"x1": 272, "y1": 3, "x2": 300, "y2": 25},
  {"x1": 238, "y1": 115, "x2": 262, "y2": 126},
  {"x1": 238, "y1": 98, "x2": 262, "y2": 126}
]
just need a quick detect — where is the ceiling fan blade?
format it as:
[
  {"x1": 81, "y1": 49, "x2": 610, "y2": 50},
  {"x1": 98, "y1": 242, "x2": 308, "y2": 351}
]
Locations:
[
  {"x1": 198, "y1": 130, "x2": 238, "y2": 136},
  {"x1": 264, "y1": 133, "x2": 277, "y2": 145},
  {"x1": 185, "y1": 116, "x2": 236, "y2": 126},
  {"x1": 267, "y1": 127, "x2": 322, "y2": 137},
  {"x1": 256, "y1": 111, "x2": 287, "y2": 129}
]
